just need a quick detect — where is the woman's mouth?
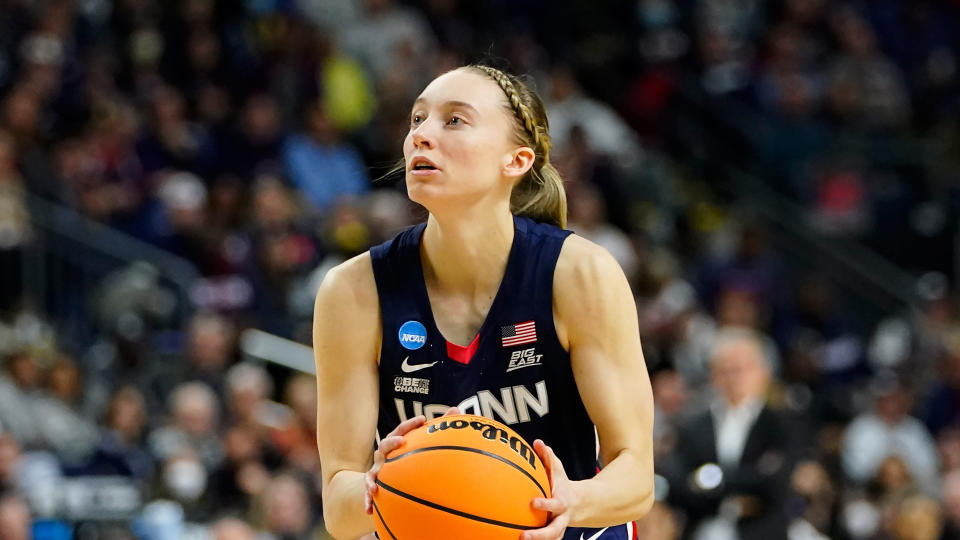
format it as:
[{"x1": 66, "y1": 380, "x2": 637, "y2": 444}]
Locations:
[{"x1": 409, "y1": 157, "x2": 440, "y2": 176}]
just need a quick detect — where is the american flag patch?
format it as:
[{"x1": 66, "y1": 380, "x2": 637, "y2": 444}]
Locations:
[{"x1": 501, "y1": 321, "x2": 537, "y2": 347}]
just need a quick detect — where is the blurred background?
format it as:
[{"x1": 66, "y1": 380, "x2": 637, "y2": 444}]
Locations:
[{"x1": 0, "y1": 0, "x2": 959, "y2": 538}]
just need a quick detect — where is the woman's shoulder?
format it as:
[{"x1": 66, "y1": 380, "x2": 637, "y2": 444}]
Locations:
[
  {"x1": 314, "y1": 251, "x2": 379, "y2": 315},
  {"x1": 554, "y1": 233, "x2": 624, "y2": 287},
  {"x1": 552, "y1": 233, "x2": 637, "y2": 348}
]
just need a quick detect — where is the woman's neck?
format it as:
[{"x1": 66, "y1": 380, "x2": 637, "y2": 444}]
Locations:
[{"x1": 421, "y1": 205, "x2": 514, "y2": 298}]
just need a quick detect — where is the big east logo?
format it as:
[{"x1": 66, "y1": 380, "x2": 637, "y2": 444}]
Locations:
[{"x1": 507, "y1": 347, "x2": 542, "y2": 372}]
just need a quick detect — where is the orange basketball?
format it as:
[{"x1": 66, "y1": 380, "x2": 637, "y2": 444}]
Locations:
[{"x1": 371, "y1": 414, "x2": 551, "y2": 540}]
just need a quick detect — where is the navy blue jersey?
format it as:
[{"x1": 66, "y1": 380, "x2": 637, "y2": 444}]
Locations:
[{"x1": 370, "y1": 215, "x2": 633, "y2": 540}]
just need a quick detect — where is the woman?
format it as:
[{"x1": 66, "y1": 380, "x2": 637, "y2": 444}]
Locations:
[{"x1": 314, "y1": 65, "x2": 654, "y2": 540}]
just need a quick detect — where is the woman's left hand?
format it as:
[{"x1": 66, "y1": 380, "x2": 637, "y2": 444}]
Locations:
[{"x1": 522, "y1": 439, "x2": 579, "y2": 540}]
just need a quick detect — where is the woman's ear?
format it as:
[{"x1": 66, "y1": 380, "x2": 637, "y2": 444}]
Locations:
[{"x1": 502, "y1": 146, "x2": 536, "y2": 180}]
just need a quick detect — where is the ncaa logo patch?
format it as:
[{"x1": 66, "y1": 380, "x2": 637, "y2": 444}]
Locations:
[{"x1": 398, "y1": 320, "x2": 427, "y2": 350}]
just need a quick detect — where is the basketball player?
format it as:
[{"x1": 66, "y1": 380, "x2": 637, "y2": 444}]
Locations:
[{"x1": 314, "y1": 65, "x2": 654, "y2": 540}]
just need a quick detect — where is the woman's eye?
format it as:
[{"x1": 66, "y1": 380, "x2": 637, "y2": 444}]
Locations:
[
  {"x1": 447, "y1": 116, "x2": 462, "y2": 126},
  {"x1": 411, "y1": 114, "x2": 424, "y2": 126}
]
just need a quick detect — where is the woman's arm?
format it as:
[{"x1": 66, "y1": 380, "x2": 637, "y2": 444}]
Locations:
[
  {"x1": 552, "y1": 235, "x2": 656, "y2": 527},
  {"x1": 313, "y1": 253, "x2": 382, "y2": 540}
]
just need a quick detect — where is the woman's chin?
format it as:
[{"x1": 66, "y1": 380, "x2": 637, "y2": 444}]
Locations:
[
  {"x1": 405, "y1": 179, "x2": 447, "y2": 204},
  {"x1": 405, "y1": 176, "x2": 493, "y2": 214}
]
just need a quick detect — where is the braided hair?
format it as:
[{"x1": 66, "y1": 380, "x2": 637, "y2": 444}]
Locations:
[{"x1": 467, "y1": 65, "x2": 568, "y2": 229}]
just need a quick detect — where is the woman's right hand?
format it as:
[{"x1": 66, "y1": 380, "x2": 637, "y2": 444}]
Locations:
[{"x1": 364, "y1": 407, "x2": 461, "y2": 514}]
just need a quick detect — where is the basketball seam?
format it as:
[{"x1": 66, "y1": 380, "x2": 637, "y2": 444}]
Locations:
[
  {"x1": 386, "y1": 445, "x2": 548, "y2": 497},
  {"x1": 372, "y1": 501, "x2": 399, "y2": 540},
  {"x1": 376, "y1": 478, "x2": 540, "y2": 530}
]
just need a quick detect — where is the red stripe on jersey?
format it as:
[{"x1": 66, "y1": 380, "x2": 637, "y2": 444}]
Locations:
[{"x1": 446, "y1": 334, "x2": 481, "y2": 365}]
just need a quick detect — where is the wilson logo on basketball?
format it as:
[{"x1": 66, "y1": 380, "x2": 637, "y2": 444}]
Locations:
[{"x1": 427, "y1": 418, "x2": 537, "y2": 469}]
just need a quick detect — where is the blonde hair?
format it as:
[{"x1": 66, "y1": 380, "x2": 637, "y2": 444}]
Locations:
[{"x1": 466, "y1": 65, "x2": 567, "y2": 228}]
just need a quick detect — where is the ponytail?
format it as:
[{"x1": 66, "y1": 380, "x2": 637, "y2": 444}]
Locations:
[{"x1": 511, "y1": 162, "x2": 567, "y2": 229}]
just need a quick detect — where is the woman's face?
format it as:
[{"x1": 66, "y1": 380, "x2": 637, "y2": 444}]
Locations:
[{"x1": 403, "y1": 69, "x2": 524, "y2": 211}]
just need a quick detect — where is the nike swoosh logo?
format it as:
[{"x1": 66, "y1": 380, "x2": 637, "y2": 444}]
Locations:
[
  {"x1": 401, "y1": 356, "x2": 438, "y2": 373},
  {"x1": 580, "y1": 527, "x2": 609, "y2": 540}
]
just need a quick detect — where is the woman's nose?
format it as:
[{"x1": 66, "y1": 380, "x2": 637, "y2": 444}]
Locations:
[{"x1": 411, "y1": 122, "x2": 436, "y2": 149}]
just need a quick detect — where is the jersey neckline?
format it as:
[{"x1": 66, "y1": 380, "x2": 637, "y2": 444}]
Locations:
[{"x1": 411, "y1": 215, "x2": 524, "y2": 367}]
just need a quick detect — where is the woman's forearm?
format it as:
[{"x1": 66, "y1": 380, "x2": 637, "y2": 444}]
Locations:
[
  {"x1": 569, "y1": 449, "x2": 655, "y2": 528},
  {"x1": 323, "y1": 469, "x2": 375, "y2": 540}
]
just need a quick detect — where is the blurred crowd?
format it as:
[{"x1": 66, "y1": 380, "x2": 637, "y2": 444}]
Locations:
[{"x1": 0, "y1": 0, "x2": 959, "y2": 539}]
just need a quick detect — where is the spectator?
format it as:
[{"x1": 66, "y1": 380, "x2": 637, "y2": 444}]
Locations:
[
  {"x1": 150, "y1": 170, "x2": 214, "y2": 271},
  {"x1": 316, "y1": 36, "x2": 377, "y2": 135},
  {"x1": 147, "y1": 381, "x2": 223, "y2": 470},
  {"x1": 546, "y1": 66, "x2": 643, "y2": 169},
  {"x1": 942, "y1": 469, "x2": 960, "y2": 539},
  {"x1": 258, "y1": 473, "x2": 315, "y2": 540},
  {"x1": 152, "y1": 451, "x2": 211, "y2": 521},
  {"x1": 826, "y1": 7, "x2": 911, "y2": 129},
  {"x1": 923, "y1": 339, "x2": 960, "y2": 437},
  {"x1": 0, "y1": 128, "x2": 29, "y2": 312},
  {"x1": 225, "y1": 94, "x2": 285, "y2": 181},
  {"x1": 0, "y1": 434, "x2": 22, "y2": 494},
  {"x1": 282, "y1": 101, "x2": 370, "y2": 212},
  {"x1": 335, "y1": 0, "x2": 437, "y2": 90},
  {"x1": 651, "y1": 370, "x2": 689, "y2": 458},
  {"x1": 938, "y1": 428, "x2": 960, "y2": 473},
  {"x1": 696, "y1": 223, "x2": 788, "y2": 334},
  {"x1": 205, "y1": 425, "x2": 271, "y2": 520},
  {"x1": 270, "y1": 374, "x2": 319, "y2": 473},
  {"x1": 77, "y1": 386, "x2": 153, "y2": 479},
  {"x1": 0, "y1": 350, "x2": 41, "y2": 447},
  {"x1": 244, "y1": 175, "x2": 320, "y2": 335},
  {"x1": 663, "y1": 328, "x2": 795, "y2": 540},
  {"x1": 842, "y1": 374, "x2": 939, "y2": 494},
  {"x1": 224, "y1": 362, "x2": 274, "y2": 431},
  {"x1": 210, "y1": 516, "x2": 257, "y2": 540},
  {"x1": 888, "y1": 493, "x2": 943, "y2": 540},
  {"x1": 31, "y1": 355, "x2": 99, "y2": 466},
  {"x1": 135, "y1": 85, "x2": 218, "y2": 177},
  {"x1": 634, "y1": 501, "x2": 680, "y2": 540},
  {"x1": 55, "y1": 102, "x2": 147, "y2": 230},
  {"x1": 144, "y1": 311, "x2": 237, "y2": 408},
  {"x1": 789, "y1": 460, "x2": 838, "y2": 539},
  {"x1": 0, "y1": 495, "x2": 30, "y2": 540},
  {"x1": 566, "y1": 183, "x2": 639, "y2": 281}
]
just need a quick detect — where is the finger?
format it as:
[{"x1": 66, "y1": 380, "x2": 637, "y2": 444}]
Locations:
[
  {"x1": 365, "y1": 471, "x2": 379, "y2": 495},
  {"x1": 533, "y1": 439, "x2": 567, "y2": 479},
  {"x1": 377, "y1": 435, "x2": 407, "y2": 458},
  {"x1": 363, "y1": 480, "x2": 373, "y2": 515},
  {"x1": 531, "y1": 497, "x2": 568, "y2": 515},
  {"x1": 389, "y1": 415, "x2": 426, "y2": 437},
  {"x1": 532, "y1": 439, "x2": 553, "y2": 477},
  {"x1": 521, "y1": 513, "x2": 569, "y2": 540},
  {"x1": 442, "y1": 406, "x2": 462, "y2": 417}
]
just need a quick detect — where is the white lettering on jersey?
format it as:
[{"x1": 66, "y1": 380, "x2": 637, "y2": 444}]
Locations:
[
  {"x1": 423, "y1": 404, "x2": 449, "y2": 419},
  {"x1": 457, "y1": 395, "x2": 480, "y2": 416},
  {"x1": 393, "y1": 376, "x2": 430, "y2": 394},
  {"x1": 395, "y1": 398, "x2": 423, "y2": 422},
  {"x1": 478, "y1": 387, "x2": 518, "y2": 425},
  {"x1": 393, "y1": 380, "x2": 549, "y2": 426},
  {"x1": 513, "y1": 380, "x2": 549, "y2": 423}
]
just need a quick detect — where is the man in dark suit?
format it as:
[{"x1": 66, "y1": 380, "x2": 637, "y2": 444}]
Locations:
[{"x1": 662, "y1": 328, "x2": 795, "y2": 540}]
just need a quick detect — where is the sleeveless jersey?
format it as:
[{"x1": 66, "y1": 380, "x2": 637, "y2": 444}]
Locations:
[{"x1": 370, "y1": 215, "x2": 634, "y2": 540}]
